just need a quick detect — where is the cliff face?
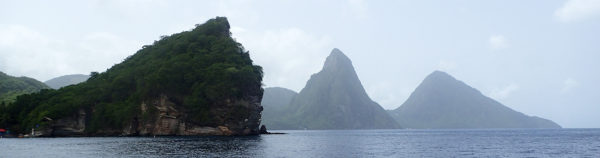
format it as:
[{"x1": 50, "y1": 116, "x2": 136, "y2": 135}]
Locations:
[
  {"x1": 2, "y1": 17, "x2": 264, "y2": 136},
  {"x1": 128, "y1": 94, "x2": 262, "y2": 136},
  {"x1": 43, "y1": 94, "x2": 262, "y2": 136},
  {"x1": 39, "y1": 109, "x2": 87, "y2": 137}
]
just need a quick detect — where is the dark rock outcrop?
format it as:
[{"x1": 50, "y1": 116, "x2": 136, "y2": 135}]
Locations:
[
  {"x1": 259, "y1": 125, "x2": 268, "y2": 134},
  {"x1": 40, "y1": 94, "x2": 263, "y2": 137},
  {"x1": 39, "y1": 109, "x2": 87, "y2": 137}
]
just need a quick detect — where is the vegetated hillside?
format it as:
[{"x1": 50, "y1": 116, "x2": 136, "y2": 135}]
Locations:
[
  {"x1": 0, "y1": 72, "x2": 49, "y2": 104},
  {"x1": 389, "y1": 71, "x2": 561, "y2": 129},
  {"x1": 278, "y1": 48, "x2": 400, "y2": 129},
  {"x1": 260, "y1": 87, "x2": 297, "y2": 129},
  {"x1": 0, "y1": 17, "x2": 264, "y2": 136},
  {"x1": 44, "y1": 74, "x2": 90, "y2": 89}
]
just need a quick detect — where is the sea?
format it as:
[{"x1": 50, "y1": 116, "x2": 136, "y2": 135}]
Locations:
[{"x1": 0, "y1": 129, "x2": 598, "y2": 157}]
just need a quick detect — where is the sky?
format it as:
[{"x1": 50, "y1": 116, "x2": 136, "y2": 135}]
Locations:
[{"x1": 1, "y1": 0, "x2": 599, "y2": 128}]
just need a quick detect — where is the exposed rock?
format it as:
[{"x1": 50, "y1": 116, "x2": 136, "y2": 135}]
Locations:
[
  {"x1": 36, "y1": 93, "x2": 263, "y2": 137},
  {"x1": 259, "y1": 125, "x2": 268, "y2": 134},
  {"x1": 40, "y1": 109, "x2": 87, "y2": 137},
  {"x1": 218, "y1": 126, "x2": 233, "y2": 135},
  {"x1": 130, "y1": 94, "x2": 263, "y2": 136}
]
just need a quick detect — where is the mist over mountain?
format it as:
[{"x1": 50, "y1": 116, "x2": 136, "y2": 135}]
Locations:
[
  {"x1": 44, "y1": 74, "x2": 90, "y2": 89},
  {"x1": 269, "y1": 48, "x2": 400, "y2": 130},
  {"x1": 260, "y1": 87, "x2": 298, "y2": 129},
  {"x1": 0, "y1": 71, "x2": 49, "y2": 104},
  {"x1": 389, "y1": 71, "x2": 561, "y2": 129}
]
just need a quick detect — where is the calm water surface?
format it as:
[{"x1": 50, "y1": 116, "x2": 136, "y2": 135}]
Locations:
[{"x1": 0, "y1": 129, "x2": 599, "y2": 157}]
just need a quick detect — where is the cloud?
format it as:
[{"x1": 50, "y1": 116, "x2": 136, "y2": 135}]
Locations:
[
  {"x1": 230, "y1": 26, "x2": 247, "y2": 34},
  {"x1": 347, "y1": 0, "x2": 368, "y2": 19},
  {"x1": 555, "y1": 0, "x2": 600, "y2": 22},
  {"x1": 561, "y1": 78, "x2": 579, "y2": 93},
  {"x1": 0, "y1": 25, "x2": 141, "y2": 81},
  {"x1": 365, "y1": 81, "x2": 412, "y2": 110},
  {"x1": 489, "y1": 83, "x2": 519, "y2": 100},
  {"x1": 216, "y1": 0, "x2": 260, "y2": 25},
  {"x1": 96, "y1": 0, "x2": 169, "y2": 18},
  {"x1": 78, "y1": 32, "x2": 143, "y2": 71},
  {"x1": 0, "y1": 25, "x2": 66, "y2": 80},
  {"x1": 489, "y1": 35, "x2": 508, "y2": 50},
  {"x1": 437, "y1": 60, "x2": 458, "y2": 71},
  {"x1": 232, "y1": 27, "x2": 333, "y2": 91}
]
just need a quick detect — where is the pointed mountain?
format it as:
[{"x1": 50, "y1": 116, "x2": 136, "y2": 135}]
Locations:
[
  {"x1": 260, "y1": 87, "x2": 298, "y2": 129},
  {"x1": 389, "y1": 71, "x2": 561, "y2": 129},
  {"x1": 0, "y1": 71, "x2": 49, "y2": 103},
  {"x1": 281, "y1": 48, "x2": 400, "y2": 129},
  {"x1": 45, "y1": 74, "x2": 90, "y2": 89},
  {"x1": 0, "y1": 17, "x2": 264, "y2": 136}
]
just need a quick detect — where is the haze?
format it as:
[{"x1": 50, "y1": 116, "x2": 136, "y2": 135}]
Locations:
[{"x1": 0, "y1": 0, "x2": 598, "y2": 128}]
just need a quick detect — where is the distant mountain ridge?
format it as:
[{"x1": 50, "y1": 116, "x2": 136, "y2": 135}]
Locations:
[
  {"x1": 264, "y1": 48, "x2": 401, "y2": 130},
  {"x1": 45, "y1": 74, "x2": 90, "y2": 89},
  {"x1": 260, "y1": 87, "x2": 298, "y2": 129},
  {"x1": 0, "y1": 71, "x2": 49, "y2": 103},
  {"x1": 389, "y1": 71, "x2": 561, "y2": 129}
]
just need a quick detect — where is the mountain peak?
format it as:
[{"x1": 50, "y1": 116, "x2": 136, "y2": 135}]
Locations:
[
  {"x1": 1, "y1": 17, "x2": 265, "y2": 136},
  {"x1": 418, "y1": 70, "x2": 483, "y2": 97},
  {"x1": 425, "y1": 70, "x2": 455, "y2": 81},
  {"x1": 322, "y1": 48, "x2": 353, "y2": 71},
  {"x1": 330, "y1": 48, "x2": 344, "y2": 56},
  {"x1": 431, "y1": 70, "x2": 448, "y2": 75},
  {"x1": 391, "y1": 71, "x2": 561, "y2": 129},
  {"x1": 192, "y1": 16, "x2": 231, "y2": 36},
  {"x1": 278, "y1": 48, "x2": 400, "y2": 129}
]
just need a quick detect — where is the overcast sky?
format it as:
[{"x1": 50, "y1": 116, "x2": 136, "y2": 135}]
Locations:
[{"x1": 1, "y1": 0, "x2": 599, "y2": 128}]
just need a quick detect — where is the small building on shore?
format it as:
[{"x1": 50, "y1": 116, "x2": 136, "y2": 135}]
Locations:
[{"x1": 0, "y1": 128, "x2": 6, "y2": 137}]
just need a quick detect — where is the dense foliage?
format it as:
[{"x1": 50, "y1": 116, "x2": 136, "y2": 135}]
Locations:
[
  {"x1": 0, "y1": 72, "x2": 49, "y2": 104},
  {"x1": 0, "y1": 17, "x2": 263, "y2": 134}
]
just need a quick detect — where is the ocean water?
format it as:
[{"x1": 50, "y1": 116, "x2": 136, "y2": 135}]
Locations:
[{"x1": 0, "y1": 129, "x2": 599, "y2": 157}]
